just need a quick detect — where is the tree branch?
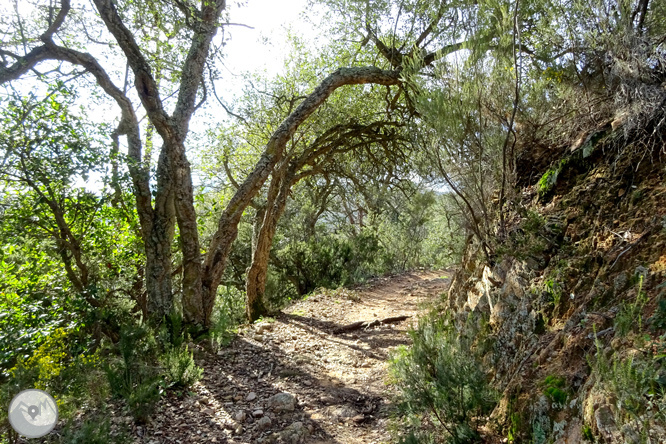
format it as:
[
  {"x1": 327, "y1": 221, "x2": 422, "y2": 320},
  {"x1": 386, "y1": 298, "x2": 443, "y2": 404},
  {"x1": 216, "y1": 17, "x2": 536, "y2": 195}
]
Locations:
[
  {"x1": 40, "y1": 0, "x2": 71, "y2": 43},
  {"x1": 91, "y1": 0, "x2": 172, "y2": 136},
  {"x1": 171, "y1": 0, "x2": 226, "y2": 137},
  {"x1": 202, "y1": 66, "x2": 402, "y2": 316}
]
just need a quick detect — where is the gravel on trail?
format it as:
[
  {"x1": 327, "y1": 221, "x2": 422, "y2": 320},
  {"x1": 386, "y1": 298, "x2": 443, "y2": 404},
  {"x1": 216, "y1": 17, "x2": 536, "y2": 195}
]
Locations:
[{"x1": 131, "y1": 270, "x2": 451, "y2": 444}]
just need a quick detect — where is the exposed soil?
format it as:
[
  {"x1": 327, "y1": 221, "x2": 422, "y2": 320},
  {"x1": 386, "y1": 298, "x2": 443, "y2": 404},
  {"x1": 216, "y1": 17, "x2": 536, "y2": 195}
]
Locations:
[{"x1": 133, "y1": 270, "x2": 451, "y2": 444}]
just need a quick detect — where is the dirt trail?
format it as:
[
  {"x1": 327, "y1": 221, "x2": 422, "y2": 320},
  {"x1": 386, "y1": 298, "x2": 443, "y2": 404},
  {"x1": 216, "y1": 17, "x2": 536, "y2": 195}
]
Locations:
[{"x1": 137, "y1": 270, "x2": 451, "y2": 444}]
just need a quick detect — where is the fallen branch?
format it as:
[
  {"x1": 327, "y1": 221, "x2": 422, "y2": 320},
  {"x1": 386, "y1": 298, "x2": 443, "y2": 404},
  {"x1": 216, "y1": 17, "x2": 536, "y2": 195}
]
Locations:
[{"x1": 333, "y1": 315, "x2": 410, "y2": 334}]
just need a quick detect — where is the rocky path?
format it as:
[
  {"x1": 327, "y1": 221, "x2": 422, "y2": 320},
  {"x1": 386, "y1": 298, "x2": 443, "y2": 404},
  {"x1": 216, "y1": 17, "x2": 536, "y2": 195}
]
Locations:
[{"x1": 138, "y1": 270, "x2": 451, "y2": 444}]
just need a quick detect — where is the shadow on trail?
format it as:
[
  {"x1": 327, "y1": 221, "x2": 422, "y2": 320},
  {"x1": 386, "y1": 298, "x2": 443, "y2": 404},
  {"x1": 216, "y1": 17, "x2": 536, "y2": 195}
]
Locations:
[
  {"x1": 193, "y1": 336, "x2": 386, "y2": 443},
  {"x1": 280, "y1": 312, "x2": 413, "y2": 359}
]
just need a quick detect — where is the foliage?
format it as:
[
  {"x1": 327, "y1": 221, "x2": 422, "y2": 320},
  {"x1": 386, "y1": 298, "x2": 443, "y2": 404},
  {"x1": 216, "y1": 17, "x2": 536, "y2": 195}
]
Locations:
[
  {"x1": 0, "y1": 328, "x2": 109, "y2": 443},
  {"x1": 273, "y1": 229, "x2": 382, "y2": 299},
  {"x1": 538, "y1": 159, "x2": 569, "y2": 199},
  {"x1": 544, "y1": 279, "x2": 563, "y2": 312},
  {"x1": 4, "y1": 328, "x2": 104, "y2": 399},
  {"x1": 207, "y1": 286, "x2": 246, "y2": 350},
  {"x1": 542, "y1": 375, "x2": 567, "y2": 406},
  {"x1": 507, "y1": 412, "x2": 522, "y2": 443},
  {"x1": 0, "y1": 254, "x2": 70, "y2": 376},
  {"x1": 160, "y1": 345, "x2": 203, "y2": 389},
  {"x1": 58, "y1": 415, "x2": 127, "y2": 444},
  {"x1": 100, "y1": 317, "x2": 204, "y2": 423},
  {"x1": 615, "y1": 275, "x2": 649, "y2": 337},
  {"x1": 494, "y1": 210, "x2": 550, "y2": 263},
  {"x1": 390, "y1": 315, "x2": 497, "y2": 443},
  {"x1": 582, "y1": 424, "x2": 594, "y2": 442},
  {"x1": 0, "y1": 87, "x2": 143, "y2": 377},
  {"x1": 588, "y1": 334, "x2": 666, "y2": 442},
  {"x1": 103, "y1": 324, "x2": 162, "y2": 423}
]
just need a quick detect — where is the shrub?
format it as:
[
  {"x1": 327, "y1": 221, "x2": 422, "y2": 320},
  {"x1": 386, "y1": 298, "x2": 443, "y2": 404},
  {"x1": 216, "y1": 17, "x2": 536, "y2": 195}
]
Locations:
[
  {"x1": 160, "y1": 345, "x2": 203, "y2": 389},
  {"x1": 588, "y1": 334, "x2": 666, "y2": 442},
  {"x1": 0, "y1": 329, "x2": 108, "y2": 443},
  {"x1": 615, "y1": 275, "x2": 649, "y2": 337},
  {"x1": 582, "y1": 424, "x2": 594, "y2": 442},
  {"x1": 3, "y1": 327, "x2": 105, "y2": 409},
  {"x1": 207, "y1": 286, "x2": 245, "y2": 350},
  {"x1": 59, "y1": 415, "x2": 127, "y2": 444},
  {"x1": 390, "y1": 315, "x2": 497, "y2": 444},
  {"x1": 275, "y1": 230, "x2": 382, "y2": 297},
  {"x1": 103, "y1": 324, "x2": 162, "y2": 423}
]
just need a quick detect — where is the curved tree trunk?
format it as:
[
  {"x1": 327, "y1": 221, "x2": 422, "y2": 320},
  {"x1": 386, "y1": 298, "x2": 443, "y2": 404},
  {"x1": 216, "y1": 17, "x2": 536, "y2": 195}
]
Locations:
[{"x1": 200, "y1": 67, "x2": 401, "y2": 326}]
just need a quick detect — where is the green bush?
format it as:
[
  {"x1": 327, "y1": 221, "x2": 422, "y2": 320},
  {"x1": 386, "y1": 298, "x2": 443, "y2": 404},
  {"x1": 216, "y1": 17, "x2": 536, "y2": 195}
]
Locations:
[
  {"x1": 507, "y1": 411, "x2": 523, "y2": 443},
  {"x1": 275, "y1": 229, "x2": 382, "y2": 297},
  {"x1": 160, "y1": 345, "x2": 203, "y2": 389},
  {"x1": 588, "y1": 335, "x2": 666, "y2": 442},
  {"x1": 390, "y1": 315, "x2": 497, "y2": 444},
  {"x1": 0, "y1": 328, "x2": 109, "y2": 443},
  {"x1": 208, "y1": 285, "x2": 247, "y2": 349},
  {"x1": 59, "y1": 416, "x2": 127, "y2": 444},
  {"x1": 103, "y1": 324, "x2": 162, "y2": 423},
  {"x1": 538, "y1": 159, "x2": 569, "y2": 199},
  {"x1": 582, "y1": 424, "x2": 594, "y2": 442}
]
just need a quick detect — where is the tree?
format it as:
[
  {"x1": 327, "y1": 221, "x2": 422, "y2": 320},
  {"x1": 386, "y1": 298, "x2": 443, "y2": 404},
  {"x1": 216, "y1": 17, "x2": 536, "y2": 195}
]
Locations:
[
  {"x1": 0, "y1": 86, "x2": 145, "y2": 368},
  {"x1": 0, "y1": 0, "x2": 404, "y2": 327},
  {"x1": 0, "y1": 85, "x2": 144, "y2": 309}
]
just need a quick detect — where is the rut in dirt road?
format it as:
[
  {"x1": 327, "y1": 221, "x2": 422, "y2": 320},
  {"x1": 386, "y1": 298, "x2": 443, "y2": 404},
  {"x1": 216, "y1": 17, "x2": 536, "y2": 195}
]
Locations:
[{"x1": 134, "y1": 270, "x2": 451, "y2": 444}]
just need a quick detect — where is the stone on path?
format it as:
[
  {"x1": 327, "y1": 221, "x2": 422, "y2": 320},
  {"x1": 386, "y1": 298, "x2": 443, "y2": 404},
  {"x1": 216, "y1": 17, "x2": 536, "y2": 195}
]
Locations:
[
  {"x1": 280, "y1": 421, "x2": 309, "y2": 444},
  {"x1": 267, "y1": 392, "x2": 296, "y2": 412},
  {"x1": 256, "y1": 415, "x2": 272, "y2": 430}
]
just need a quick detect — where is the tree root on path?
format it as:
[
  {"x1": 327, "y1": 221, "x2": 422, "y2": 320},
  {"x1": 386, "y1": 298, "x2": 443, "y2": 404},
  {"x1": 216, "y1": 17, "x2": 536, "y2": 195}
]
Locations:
[{"x1": 332, "y1": 315, "x2": 410, "y2": 334}]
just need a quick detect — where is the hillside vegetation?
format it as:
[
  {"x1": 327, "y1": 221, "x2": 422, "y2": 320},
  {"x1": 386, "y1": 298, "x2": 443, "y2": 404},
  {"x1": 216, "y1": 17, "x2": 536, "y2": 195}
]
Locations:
[{"x1": 0, "y1": 0, "x2": 665, "y2": 443}]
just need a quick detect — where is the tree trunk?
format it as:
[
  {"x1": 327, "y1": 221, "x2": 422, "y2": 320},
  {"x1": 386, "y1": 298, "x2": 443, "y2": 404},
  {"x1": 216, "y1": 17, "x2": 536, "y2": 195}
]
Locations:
[
  {"x1": 173, "y1": 141, "x2": 204, "y2": 325},
  {"x1": 144, "y1": 236, "x2": 174, "y2": 319},
  {"x1": 245, "y1": 166, "x2": 292, "y2": 321},
  {"x1": 145, "y1": 147, "x2": 176, "y2": 320}
]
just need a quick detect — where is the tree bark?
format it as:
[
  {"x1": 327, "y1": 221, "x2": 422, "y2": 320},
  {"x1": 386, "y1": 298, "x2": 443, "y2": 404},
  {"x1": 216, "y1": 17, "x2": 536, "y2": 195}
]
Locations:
[
  {"x1": 144, "y1": 147, "x2": 176, "y2": 319},
  {"x1": 245, "y1": 165, "x2": 292, "y2": 321}
]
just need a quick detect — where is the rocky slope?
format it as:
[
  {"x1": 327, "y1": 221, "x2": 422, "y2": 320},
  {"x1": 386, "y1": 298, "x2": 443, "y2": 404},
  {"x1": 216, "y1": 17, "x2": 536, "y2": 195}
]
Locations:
[{"x1": 446, "y1": 119, "x2": 666, "y2": 443}]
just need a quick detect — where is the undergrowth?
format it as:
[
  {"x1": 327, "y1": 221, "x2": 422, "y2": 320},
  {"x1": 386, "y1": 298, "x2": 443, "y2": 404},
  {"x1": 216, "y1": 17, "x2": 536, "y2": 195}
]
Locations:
[
  {"x1": 389, "y1": 314, "x2": 497, "y2": 444},
  {"x1": 588, "y1": 333, "x2": 666, "y2": 443}
]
